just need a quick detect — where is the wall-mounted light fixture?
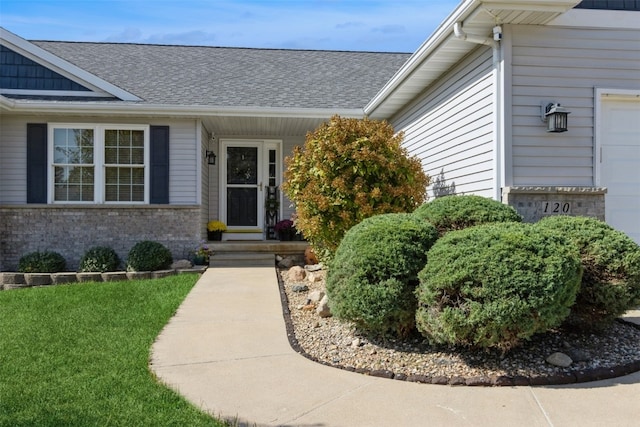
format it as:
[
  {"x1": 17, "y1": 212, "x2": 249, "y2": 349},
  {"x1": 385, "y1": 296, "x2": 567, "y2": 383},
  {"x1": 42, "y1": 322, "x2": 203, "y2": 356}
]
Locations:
[
  {"x1": 206, "y1": 132, "x2": 217, "y2": 165},
  {"x1": 206, "y1": 150, "x2": 217, "y2": 165},
  {"x1": 541, "y1": 102, "x2": 570, "y2": 133}
]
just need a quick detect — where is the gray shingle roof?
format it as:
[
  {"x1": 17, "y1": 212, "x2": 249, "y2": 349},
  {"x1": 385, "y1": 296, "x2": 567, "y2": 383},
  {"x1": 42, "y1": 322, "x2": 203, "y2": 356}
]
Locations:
[{"x1": 32, "y1": 41, "x2": 410, "y2": 109}]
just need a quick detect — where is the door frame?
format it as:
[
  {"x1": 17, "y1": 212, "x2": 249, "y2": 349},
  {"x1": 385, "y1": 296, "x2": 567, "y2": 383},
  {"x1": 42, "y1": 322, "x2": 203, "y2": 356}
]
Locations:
[{"x1": 218, "y1": 138, "x2": 282, "y2": 240}]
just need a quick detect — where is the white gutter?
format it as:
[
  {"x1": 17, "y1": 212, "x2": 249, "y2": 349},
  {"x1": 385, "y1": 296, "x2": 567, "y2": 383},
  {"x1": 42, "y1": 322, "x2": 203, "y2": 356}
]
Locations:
[
  {"x1": 452, "y1": 22, "x2": 493, "y2": 46},
  {"x1": 0, "y1": 97, "x2": 364, "y2": 119},
  {"x1": 453, "y1": 21, "x2": 504, "y2": 202}
]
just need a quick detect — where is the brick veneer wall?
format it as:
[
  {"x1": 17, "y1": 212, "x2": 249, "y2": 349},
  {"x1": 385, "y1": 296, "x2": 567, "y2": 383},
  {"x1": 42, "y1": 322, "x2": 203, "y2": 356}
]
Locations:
[
  {"x1": 0, "y1": 205, "x2": 202, "y2": 271},
  {"x1": 502, "y1": 186, "x2": 607, "y2": 223}
]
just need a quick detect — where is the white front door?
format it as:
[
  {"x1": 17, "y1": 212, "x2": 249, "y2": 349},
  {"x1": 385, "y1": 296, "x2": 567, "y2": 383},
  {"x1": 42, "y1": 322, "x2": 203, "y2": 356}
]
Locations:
[
  {"x1": 219, "y1": 139, "x2": 282, "y2": 240},
  {"x1": 599, "y1": 97, "x2": 640, "y2": 244}
]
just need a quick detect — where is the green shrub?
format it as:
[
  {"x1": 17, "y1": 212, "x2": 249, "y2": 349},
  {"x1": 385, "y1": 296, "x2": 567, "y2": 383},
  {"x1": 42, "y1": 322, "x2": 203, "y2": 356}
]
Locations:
[
  {"x1": 126, "y1": 241, "x2": 173, "y2": 272},
  {"x1": 326, "y1": 213, "x2": 438, "y2": 337},
  {"x1": 79, "y1": 246, "x2": 121, "y2": 272},
  {"x1": 283, "y1": 115, "x2": 429, "y2": 261},
  {"x1": 536, "y1": 215, "x2": 640, "y2": 329},
  {"x1": 415, "y1": 223, "x2": 581, "y2": 351},
  {"x1": 412, "y1": 195, "x2": 522, "y2": 235},
  {"x1": 18, "y1": 251, "x2": 66, "y2": 273}
]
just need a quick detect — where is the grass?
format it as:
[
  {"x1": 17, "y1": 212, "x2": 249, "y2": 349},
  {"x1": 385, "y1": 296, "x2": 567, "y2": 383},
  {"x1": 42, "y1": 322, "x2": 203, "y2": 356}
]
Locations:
[{"x1": 0, "y1": 275, "x2": 227, "y2": 427}]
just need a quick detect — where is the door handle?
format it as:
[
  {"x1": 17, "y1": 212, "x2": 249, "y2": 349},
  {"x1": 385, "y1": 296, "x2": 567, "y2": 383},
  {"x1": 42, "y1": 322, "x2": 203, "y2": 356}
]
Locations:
[{"x1": 259, "y1": 182, "x2": 263, "y2": 191}]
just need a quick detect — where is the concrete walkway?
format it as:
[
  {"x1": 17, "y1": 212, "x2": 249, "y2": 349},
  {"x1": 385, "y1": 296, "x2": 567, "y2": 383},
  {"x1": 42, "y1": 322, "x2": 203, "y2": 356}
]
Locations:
[{"x1": 151, "y1": 267, "x2": 640, "y2": 427}]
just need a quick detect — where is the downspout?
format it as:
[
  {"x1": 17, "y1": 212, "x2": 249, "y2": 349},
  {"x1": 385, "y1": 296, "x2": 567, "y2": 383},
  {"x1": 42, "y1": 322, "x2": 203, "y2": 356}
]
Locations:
[{"x1": 454, "y1": 22, "x2": 504, "y2": 201}]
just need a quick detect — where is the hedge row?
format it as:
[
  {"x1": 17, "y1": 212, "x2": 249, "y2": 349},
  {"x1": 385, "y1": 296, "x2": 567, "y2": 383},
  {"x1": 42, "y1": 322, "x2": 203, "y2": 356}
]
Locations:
[
  {"x1": 17, "y1": 241, "x2": 173, "y2": 274},
  {"x1": 326, "y1": 195, "x2": 640, "y2": 351}
]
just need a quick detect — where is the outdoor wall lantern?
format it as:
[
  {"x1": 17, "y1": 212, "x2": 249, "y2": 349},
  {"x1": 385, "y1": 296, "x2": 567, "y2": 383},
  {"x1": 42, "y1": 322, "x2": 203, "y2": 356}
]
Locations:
[
  {"x1": 206, "y1": 150, "x2": 217, "y2": 165},
  {"x1": 541, "y1": 102, "x2": 570, "y2": 133},
  {"x1": 206, "y1": 131, "x2": 217, "y2": 165}
]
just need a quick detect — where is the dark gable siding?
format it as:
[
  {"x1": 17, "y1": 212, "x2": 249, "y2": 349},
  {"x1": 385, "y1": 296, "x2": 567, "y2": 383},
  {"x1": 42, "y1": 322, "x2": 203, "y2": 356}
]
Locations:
[
  {"x1": 150, "y1": 125, "x2": 170, "y2": 204},
  {"x1": 26, "y1": 123, "x2": 48, "y2": 203},
  {"x1": 0, "y1": 45, "x2": 90, "y2": 91},
  {"x1": 575, "y1": 0, "x2": 640, "y2": 10}
]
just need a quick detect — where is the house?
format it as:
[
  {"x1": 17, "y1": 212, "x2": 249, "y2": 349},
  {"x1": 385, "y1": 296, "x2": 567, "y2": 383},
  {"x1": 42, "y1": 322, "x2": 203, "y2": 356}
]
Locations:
[
  {"x1": 1, "y1": 0, "x2": 639, "y2": 270},
  {"x1": 0, "y1": 26, "x2": 410, "y2": 270},
  {"x1": 364, "y1": 0, "x2": 640, "y2": 244}
]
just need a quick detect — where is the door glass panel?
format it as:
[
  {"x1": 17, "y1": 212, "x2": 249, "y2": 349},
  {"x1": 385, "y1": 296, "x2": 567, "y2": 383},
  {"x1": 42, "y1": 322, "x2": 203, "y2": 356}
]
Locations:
[
  {"x1": 227, "y1": 188, "x2": 258, "y2": 226},
  {"x1": 227, "y1": 147, "x2": 258, "y2": 184}
]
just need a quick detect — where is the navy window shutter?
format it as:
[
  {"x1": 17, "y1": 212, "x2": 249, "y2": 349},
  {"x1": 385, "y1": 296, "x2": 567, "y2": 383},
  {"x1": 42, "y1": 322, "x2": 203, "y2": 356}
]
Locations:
[
  {"x1": 27, "y1": 123, "x2": 48, "y2": 203},
  {"x1": 150, "y1": 125, "x2": 170, "y2": 204}
]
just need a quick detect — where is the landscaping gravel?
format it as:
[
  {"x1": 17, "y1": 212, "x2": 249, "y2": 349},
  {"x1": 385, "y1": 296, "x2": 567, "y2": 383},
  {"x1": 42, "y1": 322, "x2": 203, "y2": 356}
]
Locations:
[{"x1": 278, "y1": 267, "x2": 640, "y2": 386}]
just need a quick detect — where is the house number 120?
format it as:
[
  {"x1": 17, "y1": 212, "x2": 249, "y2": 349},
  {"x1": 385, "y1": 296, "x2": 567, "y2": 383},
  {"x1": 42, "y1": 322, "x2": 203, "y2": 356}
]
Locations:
[{"x1": 543, "y1": 202, "x2": 571, "y2": 214}]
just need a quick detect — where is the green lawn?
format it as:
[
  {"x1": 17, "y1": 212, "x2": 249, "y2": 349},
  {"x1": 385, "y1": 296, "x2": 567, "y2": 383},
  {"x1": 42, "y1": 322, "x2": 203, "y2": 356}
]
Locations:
[{"x1": 0, "y1": 275, "x2": 227, "y2": 427}]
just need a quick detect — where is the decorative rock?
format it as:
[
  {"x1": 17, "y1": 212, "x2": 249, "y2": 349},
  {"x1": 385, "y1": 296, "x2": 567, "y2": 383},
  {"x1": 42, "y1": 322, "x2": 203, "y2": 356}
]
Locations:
[
  {"x1": 291, "y1": 284, "x2": 309, "y2": 292},
  {"x1": 316, "y1": 295, "x2": 332, "y2": 318},
  {"x1": 25, "y1": 273, "x2": 52, "y2": 287},
  {"x1": 546, "y1": 352, "x2": 573, "y2": 368},
  {"x1": 307, "y1": 272, "x2": 323, "y2": 283},
  {"x1": 278, "y1": 257, "x2": 295, "y2": 268},
  {"x1": 77, "y1": 272, "x2": 103, "y2": 283},
  {"x1": 308, "y1": 290, "x2": 325, "y2": 303},
  {"x1": 288, "y1": 266, "x2": 306, "y2": 281},
  {"x1": 51, "y1": 273, "x2": 78, "y2": 285},
  {"x1": 305, "y1": 264, "x2": 323, "y2": 272},
  {"x1": 171, "y1": 259, "x2": 192, "y2": 270},
  {"x1": 351, "y1": 338, "x2": 362, "y2": 348}
]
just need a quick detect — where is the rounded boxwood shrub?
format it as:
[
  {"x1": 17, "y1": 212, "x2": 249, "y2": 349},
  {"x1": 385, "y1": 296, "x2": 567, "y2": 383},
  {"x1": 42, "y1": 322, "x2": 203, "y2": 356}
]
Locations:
[
  {"x1": 126, "y1": 241, "x2": 173, "y2": 272},
  {"x1": 18, "y1": 251, "x2": 66, "y2": 273},
  {"x1": 415, "y1": 223, "x2": 581, "y2": 351},
  {"x1": 326, "y1": 213, "x2": 438, "y2": 337},
  {"x1": 412, "y1": 195, "x2": 522, "y2": 235},
  {"x1": 79, "y1": 246, "x2": 121, "y2": 273},
  {"x1": 536, "y1": 215, "x2": 640, "y2": 329}
]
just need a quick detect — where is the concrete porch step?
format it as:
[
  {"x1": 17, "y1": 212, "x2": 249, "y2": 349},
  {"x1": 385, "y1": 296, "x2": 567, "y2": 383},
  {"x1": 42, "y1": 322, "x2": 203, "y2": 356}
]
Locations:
[{"x1": 209, "y1": 252, "x2": 275, "y2": 268}]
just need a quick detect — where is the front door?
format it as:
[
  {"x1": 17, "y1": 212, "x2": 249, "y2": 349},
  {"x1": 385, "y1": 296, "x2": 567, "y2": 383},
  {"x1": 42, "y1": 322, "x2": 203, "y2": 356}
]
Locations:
[{"x1": 219, "y1": 139, "x2": 282, "y2": 240}]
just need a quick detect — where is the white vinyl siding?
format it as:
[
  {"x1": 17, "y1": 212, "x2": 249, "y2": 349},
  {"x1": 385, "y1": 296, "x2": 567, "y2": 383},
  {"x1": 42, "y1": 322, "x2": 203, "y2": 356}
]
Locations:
[
  {"x1": 391, "y1": 46, "x2": 495, "y2": 199},
  {"x1": 0, "y1": 115, "x2": 199, "y2": 205},
  {"x1": 510, "y1": 24, "x2": 640, "y2": 186},
  {"x1": 0, "y1": 115, "x2": 28, "y2": 204}
]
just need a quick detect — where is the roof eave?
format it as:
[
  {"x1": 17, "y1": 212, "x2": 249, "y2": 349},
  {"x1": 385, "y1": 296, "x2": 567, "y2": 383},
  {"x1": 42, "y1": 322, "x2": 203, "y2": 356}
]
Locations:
[
  {"x1": 0, "y1": 97, "x2": 364, "y2": 118},
  {"x1": 364, "y1": 0, "x2": 581, "y2": 120}
]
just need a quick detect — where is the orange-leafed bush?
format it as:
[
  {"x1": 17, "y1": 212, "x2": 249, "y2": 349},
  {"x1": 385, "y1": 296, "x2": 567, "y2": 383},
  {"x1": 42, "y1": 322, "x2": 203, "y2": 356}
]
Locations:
[{"x1": 283, "y1": 115, "x2": 429, "y2": 261}]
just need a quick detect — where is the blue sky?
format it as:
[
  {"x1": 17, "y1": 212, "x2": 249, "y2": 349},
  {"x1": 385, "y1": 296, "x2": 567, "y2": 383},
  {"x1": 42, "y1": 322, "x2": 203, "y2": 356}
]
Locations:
[{"x1": 0, "y1": 0, "x2": 461, "y2": 52}]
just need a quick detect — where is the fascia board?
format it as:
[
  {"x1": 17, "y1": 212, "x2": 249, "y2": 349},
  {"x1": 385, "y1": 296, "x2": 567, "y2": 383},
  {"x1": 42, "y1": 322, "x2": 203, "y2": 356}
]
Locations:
[
  {"x1": 0, "y1": 27, "x2": 141, "y2": 101},
  {"x1": 0, "y1": 99, "x2": 364, "y2": 119}
]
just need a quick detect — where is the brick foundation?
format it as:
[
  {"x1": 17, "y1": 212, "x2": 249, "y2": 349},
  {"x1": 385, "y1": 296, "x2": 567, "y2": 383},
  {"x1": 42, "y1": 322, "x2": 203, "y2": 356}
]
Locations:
[
  {"x1": 502, "y1": 186, "x2": 607, "y2": 223},
  {"x1": 0, "y1": 205, "x2": 201, "y2": 271}
]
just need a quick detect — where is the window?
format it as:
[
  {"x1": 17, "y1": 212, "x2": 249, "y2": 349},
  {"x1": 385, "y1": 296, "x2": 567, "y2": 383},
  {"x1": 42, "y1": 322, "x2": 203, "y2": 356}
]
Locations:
[
  {"x1": 49, "y1": 124, "x2": 149, "y2": 203},
  {"x1": 104, "y1": 129, "x2": 145, "y2": 202},
  {"x1": 52, "y1": 128, "x2": 94, "y2": 202}
]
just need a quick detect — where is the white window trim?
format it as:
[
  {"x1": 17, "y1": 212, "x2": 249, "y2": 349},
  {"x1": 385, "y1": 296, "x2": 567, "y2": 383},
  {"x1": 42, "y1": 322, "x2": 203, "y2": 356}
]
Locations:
[{"x1": 48, "y1": 123, "x2": 150, "y2": 204}]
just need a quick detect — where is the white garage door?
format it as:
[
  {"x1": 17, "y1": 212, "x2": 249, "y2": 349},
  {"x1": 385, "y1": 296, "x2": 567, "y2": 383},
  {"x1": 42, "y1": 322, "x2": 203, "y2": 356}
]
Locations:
[{"x1": 600, "y1": 98, "x2": 640, "y2": 244}]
